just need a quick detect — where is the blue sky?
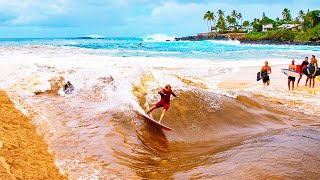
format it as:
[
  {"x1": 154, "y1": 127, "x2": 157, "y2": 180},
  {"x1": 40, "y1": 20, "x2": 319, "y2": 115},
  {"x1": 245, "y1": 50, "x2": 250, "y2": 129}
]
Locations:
[{"x1": 0, "y1": 0, "x2": 319, "y2": 38}]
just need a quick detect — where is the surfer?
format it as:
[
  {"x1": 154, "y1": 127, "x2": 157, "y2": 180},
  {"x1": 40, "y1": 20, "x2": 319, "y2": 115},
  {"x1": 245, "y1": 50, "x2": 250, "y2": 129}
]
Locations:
[
  {"x1": 64, "y1": 81, "x2": 74, "y2": 94},
  {"x1": 309, "y1": 55, "x2": 318, "y2": 88},
  {"x1": 297, "y1": 57, "x2": 309, "y2": 87},
  {"x1": 260, "y1": 61, "x2": 272, "y2": 86},
  {"x1": 288, "y1": 60, "x2": 296, "y2": 91},
  {"x1": 146, "y1": 84, "x2": 177, "y2": 123}
]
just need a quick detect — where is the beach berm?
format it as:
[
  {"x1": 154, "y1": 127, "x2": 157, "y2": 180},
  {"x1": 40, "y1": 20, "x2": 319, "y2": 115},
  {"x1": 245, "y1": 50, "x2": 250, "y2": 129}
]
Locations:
[{"x1": 0, "y1": 90, "x2": 66, "y2": 180}]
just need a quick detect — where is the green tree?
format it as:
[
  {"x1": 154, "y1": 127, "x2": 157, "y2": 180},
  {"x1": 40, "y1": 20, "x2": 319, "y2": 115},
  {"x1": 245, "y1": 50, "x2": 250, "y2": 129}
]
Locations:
[
  {"x1": 251, "y1": 18, "x2": 262, "y2": 32},
  {"x1": 216, "y1": 9, "x2": 227, "y2": 32},
  {"x1": 231, "y1": 10, "x2": 238, "y2": 25},
  {"x1": 226, "y1": 15, "x2": 237, "y2": 31},
  {"x1": 282, "y1": 8, "x2": 292, "y2": 22},
  {"x1": 298, "y1": 10, "x2": 305, "y2": 22},
  {"x1": 203, "y1": 11, "x2": 211, "y2": 32},
  {"x1": 238, "y1": 13, "x2": 243, "y2": 27},
  {"x1": 243, "y1": 20, "x2": 250, "y2": 27},
  {"x1": 293, "y1": 17, "x2": 300, "y2": 24},
  {"x1": 304, "y1": 10, "x2": 320, "y2": 28}
]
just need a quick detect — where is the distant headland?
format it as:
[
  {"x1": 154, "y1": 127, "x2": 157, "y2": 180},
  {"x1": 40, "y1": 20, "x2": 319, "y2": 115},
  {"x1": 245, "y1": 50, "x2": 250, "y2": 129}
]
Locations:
[{"x1": 175, "y1": 8, "x2": 320, "y2": 46}]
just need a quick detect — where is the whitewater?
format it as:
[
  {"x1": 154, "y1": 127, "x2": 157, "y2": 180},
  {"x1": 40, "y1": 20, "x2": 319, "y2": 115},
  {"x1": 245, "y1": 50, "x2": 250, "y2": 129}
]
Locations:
[{"x1": 0, "y1": 35, "x2": 320, "y2": 179}]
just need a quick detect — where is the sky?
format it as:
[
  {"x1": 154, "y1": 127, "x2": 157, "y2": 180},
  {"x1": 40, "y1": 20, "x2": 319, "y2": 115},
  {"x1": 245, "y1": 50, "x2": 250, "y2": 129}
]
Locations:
[{"x1": 0, "y1": 0, "x2": 319, "y2": 38}]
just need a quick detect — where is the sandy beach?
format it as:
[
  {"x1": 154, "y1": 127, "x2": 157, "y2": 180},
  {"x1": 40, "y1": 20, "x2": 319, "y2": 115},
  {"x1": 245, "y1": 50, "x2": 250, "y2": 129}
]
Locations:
[
  {"x1": 220, "y1": 64, "x2": 320, "y2": 93},
  {"x1": 0, "y1": 90, "x2": 66, "y2": 179}
]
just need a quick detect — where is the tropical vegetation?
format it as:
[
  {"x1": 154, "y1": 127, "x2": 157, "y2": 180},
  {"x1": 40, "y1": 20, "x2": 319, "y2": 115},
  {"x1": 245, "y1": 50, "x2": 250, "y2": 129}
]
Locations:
[{"x1": 202, "y1": 8, "x2": 320, "y2": 42}]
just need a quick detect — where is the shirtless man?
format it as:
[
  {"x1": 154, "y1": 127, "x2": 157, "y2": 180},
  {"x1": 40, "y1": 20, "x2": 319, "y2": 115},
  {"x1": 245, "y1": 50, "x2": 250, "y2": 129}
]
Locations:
[
  {"x1": 260, "y1": 61, "x2": 272, "y2": 86},
  {"x1": 297, "y1": 57, "x2": 309, "y2": 87},
  {"x1": 288, "y1": 59, "x2": 296, "y2": 91}
]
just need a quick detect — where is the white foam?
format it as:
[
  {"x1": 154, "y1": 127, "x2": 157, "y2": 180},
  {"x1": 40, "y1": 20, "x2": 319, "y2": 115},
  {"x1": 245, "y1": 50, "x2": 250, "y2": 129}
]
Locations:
[
  {"x1": 207, "y1": 39, "x2": 241, "y2": 45},
  {"x1": 143, "y1": 33, "x2": 175, "y2": 42}
]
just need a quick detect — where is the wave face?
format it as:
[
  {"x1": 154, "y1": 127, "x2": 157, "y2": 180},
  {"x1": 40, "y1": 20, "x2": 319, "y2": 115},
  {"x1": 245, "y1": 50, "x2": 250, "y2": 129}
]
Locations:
[
  {"x1": 0, "y1": 40, "x2": 320, "y2": 179},
  {"x1": 142, "y1": 33, "x2": 176, "y2": 42}
]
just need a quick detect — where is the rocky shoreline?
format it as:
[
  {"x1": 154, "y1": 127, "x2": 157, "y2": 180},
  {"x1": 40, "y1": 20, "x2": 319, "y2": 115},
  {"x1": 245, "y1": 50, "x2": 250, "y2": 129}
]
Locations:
[{"x1": 175, "y1": 33, "x2": 320, "y2": 46}]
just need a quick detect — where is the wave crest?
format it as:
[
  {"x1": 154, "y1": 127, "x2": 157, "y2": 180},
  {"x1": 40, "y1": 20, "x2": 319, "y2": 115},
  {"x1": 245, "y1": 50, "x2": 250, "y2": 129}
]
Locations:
[{"x1": 143, "y1": 34, "x2": 175, "y2": 42}]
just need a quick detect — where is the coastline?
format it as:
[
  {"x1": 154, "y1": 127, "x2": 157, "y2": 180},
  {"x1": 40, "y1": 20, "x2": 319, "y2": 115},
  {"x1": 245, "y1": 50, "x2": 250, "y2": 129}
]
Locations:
[
  {"x1": 0, "y1": 90, "x2": 66, "y2": 179},
  {"x1": 175, "y1": 33, "x2": 320, "y2": 46}
]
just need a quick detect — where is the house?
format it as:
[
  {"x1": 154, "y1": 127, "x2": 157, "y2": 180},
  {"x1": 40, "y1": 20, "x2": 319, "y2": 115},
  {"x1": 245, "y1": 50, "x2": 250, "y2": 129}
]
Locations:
[
  {"x1": 262, "y1": 23, "x2": 274, "y2": 32},
  {"x1": 228, "y1": 27, "x2": 236, "y2": 32},
  {"x1": 241, "y1": 26, "x2": 253, "y2": 32},
  {"x1": 211, "y1": 26, "x2": 219, "y2": 32},
  {"x1": 277, "y1": 24, "x2": 303, "y2": 31}
]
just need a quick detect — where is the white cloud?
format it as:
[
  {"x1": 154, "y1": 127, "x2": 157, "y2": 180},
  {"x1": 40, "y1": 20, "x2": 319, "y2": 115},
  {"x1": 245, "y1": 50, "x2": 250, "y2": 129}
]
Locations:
[{"x1": 0, "y1": 0, "x2": 70, "y2": 25}]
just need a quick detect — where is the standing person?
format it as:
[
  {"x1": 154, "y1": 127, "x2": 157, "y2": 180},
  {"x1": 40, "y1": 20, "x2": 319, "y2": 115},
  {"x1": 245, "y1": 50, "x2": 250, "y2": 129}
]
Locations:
[
  {"x1": 146, "y1": 84, "x2": 177, "y2": 123},
  {"x1": 297, "y1": 57, "x2": 309, "y2": 87},
  {"x1": 288, "y1": 59, "x2": 296, "y2": 91},
  {"x1": 309, "y1": 55, "x2": 318, "y2": 88},
  {"x1": 260, "y1": 61, "x2": 272, "y2": 86}
]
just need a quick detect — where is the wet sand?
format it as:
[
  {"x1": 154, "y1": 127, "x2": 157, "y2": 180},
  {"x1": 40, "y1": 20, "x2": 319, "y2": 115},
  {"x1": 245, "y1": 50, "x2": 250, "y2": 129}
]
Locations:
[{"x1": 0, "y1": 90, "x2": 66, "y2": 179}]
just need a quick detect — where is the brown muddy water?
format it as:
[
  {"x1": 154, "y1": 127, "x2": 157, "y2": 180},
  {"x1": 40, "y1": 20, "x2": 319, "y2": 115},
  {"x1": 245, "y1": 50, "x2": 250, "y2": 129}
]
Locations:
[{"x1": 12, "y1": 88, "x2": 320, "y2": 179}]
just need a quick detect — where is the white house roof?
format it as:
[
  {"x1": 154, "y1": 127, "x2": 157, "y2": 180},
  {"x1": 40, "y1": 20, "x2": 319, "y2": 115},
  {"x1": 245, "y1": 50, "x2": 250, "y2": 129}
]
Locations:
[
  {"x1": 262, "y1": 23, "x2": 273, "y2": 28},
  {"x1": 277, "y1": 24, "x2": 300, "y2": 28}
]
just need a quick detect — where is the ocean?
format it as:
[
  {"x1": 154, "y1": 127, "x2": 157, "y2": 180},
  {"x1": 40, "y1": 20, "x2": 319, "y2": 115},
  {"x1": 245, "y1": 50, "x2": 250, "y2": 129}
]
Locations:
[{"x1": 0, "y1": 34, "x2": 319, "y2": 179}]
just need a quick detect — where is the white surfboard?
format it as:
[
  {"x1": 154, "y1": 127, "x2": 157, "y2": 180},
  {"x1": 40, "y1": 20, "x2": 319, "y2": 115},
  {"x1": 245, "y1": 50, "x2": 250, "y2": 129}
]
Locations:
[{"x1": 281, "y1": 69, "x2": 300, "y2": 78}]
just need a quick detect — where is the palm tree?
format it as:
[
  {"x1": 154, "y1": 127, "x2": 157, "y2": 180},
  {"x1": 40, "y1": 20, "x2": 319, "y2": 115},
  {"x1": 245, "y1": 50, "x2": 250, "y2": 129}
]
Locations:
[
  {"x1": 208, "y1": 11, "x2": 215, "y2": 31},
  {"x1": 203, "y1": 11, "x2": 211, "y2": 32},
  {"x1": 226, "y1": 15, "x2": 232, "y2": 26},
  {"x1": 231, "y1": 10, "x2": 238, "y2": 25},
  {"x1": 298, "y1": 10, "x2": 305, "y2": 22},
  {"x1": 237, "y1": 13, "x2": 243, "y2": 27},
  {"x1": 282, "y1": 8, "x2": 292, "y2": 22},
  {"x1": 216, "y1": 9, "x2": 227, "y2": 31}
]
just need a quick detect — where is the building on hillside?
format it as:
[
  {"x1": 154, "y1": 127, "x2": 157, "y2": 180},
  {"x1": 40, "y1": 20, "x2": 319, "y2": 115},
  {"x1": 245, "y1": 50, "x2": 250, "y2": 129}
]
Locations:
[
  {"x1": 211, "y1": 26, "x2": 218, "y2": 32},
  {"x1": 241, "y1": 26, "x2": 253, "y2": 32},
  {"x1": 277, "y1": 24, "x2": 303, "y2": 31},
  {"x1": 228, "y1": 26, "x2": 236, "y2": 32},
  {"x1": 262, "y1": 23, "x2": 274, "y2": 32}
]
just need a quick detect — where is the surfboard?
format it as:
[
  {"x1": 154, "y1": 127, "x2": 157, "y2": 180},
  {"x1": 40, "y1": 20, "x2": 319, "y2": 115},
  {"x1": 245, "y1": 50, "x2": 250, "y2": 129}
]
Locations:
[
  {"x1": 296, "y1": 65, "x2": 301, "y2": 74},
  {"x1": 303, "y1": 66, "x2": 320, "y2": 76},
  {"x1": 281, "y1": 68, "x2": 300, "y2": 78},
  {"x1": 256, "y1": 72, "x2": 261, "y2": 81},
  {"x1": 138, "y1": 113, "x2": 173, "y2": 131}
]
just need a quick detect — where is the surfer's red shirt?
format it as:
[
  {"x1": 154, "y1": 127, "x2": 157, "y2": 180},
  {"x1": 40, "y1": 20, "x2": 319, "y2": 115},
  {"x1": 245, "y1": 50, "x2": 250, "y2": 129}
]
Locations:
[{"x1": 155, "y1": 89, "x2": 177, "y2": 109}]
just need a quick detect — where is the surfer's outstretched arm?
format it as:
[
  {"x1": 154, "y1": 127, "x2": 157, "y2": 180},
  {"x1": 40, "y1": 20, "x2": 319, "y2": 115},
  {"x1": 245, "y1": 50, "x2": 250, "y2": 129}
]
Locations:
[{"x1": 172, "y1": 92, "x2": 177, "y2": 97}]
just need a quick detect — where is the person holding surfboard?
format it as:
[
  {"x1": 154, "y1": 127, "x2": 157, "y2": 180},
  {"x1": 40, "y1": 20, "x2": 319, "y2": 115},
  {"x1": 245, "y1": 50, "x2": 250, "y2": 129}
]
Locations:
[
  {"x1": 297, "y1": 57, "x2": 309, "y2": 87},
  {"x1": 288, "y1": 60, "x2": 296, "y2": 91},
  {"x1": 260, "y1": 61, "x2": 272, "y2": 86},
  {"x1": 309, "y1": 55, "x2": 318, "y2": 88},
  {"x1": 146, "y1": 84, "x2": 177, "y2": 123}
]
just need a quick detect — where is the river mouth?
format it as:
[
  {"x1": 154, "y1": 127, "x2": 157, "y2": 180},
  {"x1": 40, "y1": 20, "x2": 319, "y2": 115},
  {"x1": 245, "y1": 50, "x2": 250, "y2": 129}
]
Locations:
[{"x1": 1, "y1": 45, "x2": 319, "y2": 179}]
